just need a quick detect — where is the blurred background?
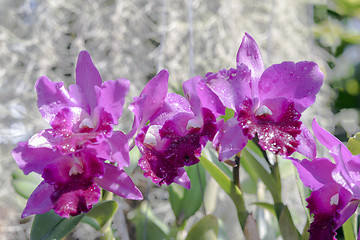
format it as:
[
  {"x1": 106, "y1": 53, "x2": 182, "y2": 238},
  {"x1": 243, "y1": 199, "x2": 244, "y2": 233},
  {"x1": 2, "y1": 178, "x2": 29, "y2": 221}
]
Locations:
[{"x1": 0, "y1": 0, "x2": 359, "y2": 239}]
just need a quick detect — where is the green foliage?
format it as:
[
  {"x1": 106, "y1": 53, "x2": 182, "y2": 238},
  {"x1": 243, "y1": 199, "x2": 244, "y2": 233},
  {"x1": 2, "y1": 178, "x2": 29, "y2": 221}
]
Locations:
[
  {"x1": 12, "y1": 169, "x2": 41, "y2": 199},
  {"x1": 168, "y1": 164, "x2": 206, "y2": 226},
  {"x1": 128, "y1": 201, "x2": 169, "y2": 240},
  {"x1": 185, "y1": 215, "x2": 219, "y2": 240},
  {"x1": 30, "y1": 210, "x2": 84, "y2": 240},
  {"x1": 82, "y1": 200, "x2": 119, "y2": 230},
  {"x1": 348, "y1": 132, "x2": 360, "y2": 155}
]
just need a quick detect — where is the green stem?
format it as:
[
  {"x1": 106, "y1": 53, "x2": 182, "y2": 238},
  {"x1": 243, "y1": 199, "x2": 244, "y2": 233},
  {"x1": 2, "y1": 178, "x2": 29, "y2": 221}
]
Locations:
[
  {"x1": 233, "y1": 152, "x2": 241, "y2": 189},
  {"x1": 199, "y1": 156, "x2": 249, "y2": 230},
  {"x1": 100, "y1": 191, "x2": 114, "y2": 240}
]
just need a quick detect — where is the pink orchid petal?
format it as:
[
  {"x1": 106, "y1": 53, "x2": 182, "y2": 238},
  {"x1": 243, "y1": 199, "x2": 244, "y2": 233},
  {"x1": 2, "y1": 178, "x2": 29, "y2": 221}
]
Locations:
[
  {"x1": 151, "y1": 93, "x2": 193, "y2": 126},
  {"x1": 53, "y1": 183, "x2": 101, "y2": 218},
  {"x1": 295, "y1": 123, "x2": 317, "y2": 159},
  {"x1": 75, "y1": 51, "x2": 102, "y2": 113},
  {"x1": 22, "y1": 181, "x2": 54, "y2": 218},
  {"x1": 307, "y1": 184, "x2": 340, "y2": 240},
  {"x1": 291, "y1": 157, "x2": 336, "y2": 190},
  {"x1": 204, "y1": 67, "x2": 252, "y2": 111},
  {"x1": 94, "y1": 164, "x2": 143, "y2": 200},
  {"x1": 12, "y1": 139, "x2": 60, "y2": 175},
  {"x1": 173, "y1": 168, "x2": 191, "y2": 189},
  {"x1": 183, "y1": 76, "x2": 202, "y2": 116},
  {"x1": 128, "y1": 69, "x2": 169, "y2": 137},
  {"x1": 97, "y1": 78, "x2": 130, "y2": 124},
  {"x1": 35, "y1": 76, "x2": 75, "y2": 125},
  {"x1": 313, "y1": 119, "x2": 352, "y2": 161},
  {"x1": 259, "y1": 61, "x2": 324, "y2": 113},
  {"x1": 196, "y1": 79, "x2": 226, "y2": 117},
  {"x1": 236, "y1": 32, "x2": 264, "y2": 79},
  {"x1": 214, "y1": 118, "x2": 248, "y2": 161}
]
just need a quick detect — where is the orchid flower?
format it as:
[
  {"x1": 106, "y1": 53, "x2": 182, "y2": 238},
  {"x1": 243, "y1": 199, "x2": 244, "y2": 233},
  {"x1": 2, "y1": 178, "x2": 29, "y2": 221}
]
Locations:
[
  {"x1": 199, "y1": 33, "x2": 324, "y2": 160},
  {"x1": 129, "y1": 70, "x2": 221, "y2": 189},
  {"x1": 292, "y1": 119, "x2": 360, "y2": 239},
  {"x1": 12, "y1": 51, "x2": 142, "y2": 218}
]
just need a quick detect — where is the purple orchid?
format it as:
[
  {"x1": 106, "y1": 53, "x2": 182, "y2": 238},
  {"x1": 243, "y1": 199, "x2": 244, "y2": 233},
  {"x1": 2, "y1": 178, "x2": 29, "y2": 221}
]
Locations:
[
  {"x1": 198, "y1": 33, "x2": 324, "y2": 160},
  {"x1": 292, "y1": 119, "x2": 360, "y2": 239},
  {"x1": 129, "y1": 70, "x2": 221, "y2": 189},
  {"x1": 12, "y1": 51, "x2": 142, "y2": 218}
]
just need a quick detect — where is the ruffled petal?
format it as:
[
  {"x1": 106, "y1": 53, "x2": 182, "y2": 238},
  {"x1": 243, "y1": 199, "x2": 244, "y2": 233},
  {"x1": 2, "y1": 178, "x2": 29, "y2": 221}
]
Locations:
[
  {"x1": 259, "y1": 61, "x2": 324, "y2": 113},
  {"x1": 307, "y1": 184, "x2": 340, "y2": 240},
  {"x1": 97, "y1": 78, "x2": 130, "y2": 124},
  {"x1": 94, "y1": 164, "x2": 143, "y2": 200},
  {"x1": 236, "y1": 32, "x2": 264, "y2": 79},
  {"x1": 75, "y1": 51, "x2": 102, "y2": 114},
  {"x1": 213, "y1": 118, "x2": 248, "y2": 161},
  {"x1": 22, "y1": 181, "x2": 55, "y2": 218},
  {"x1": 12, "y1": 139, "x2": 60, "y2": 175},
  {"x1": 35, "y1": 76, "x2": 75, "y2": 125},
  {"x1": 52, "y1": 182, "x2": 101, "y2": 218}
]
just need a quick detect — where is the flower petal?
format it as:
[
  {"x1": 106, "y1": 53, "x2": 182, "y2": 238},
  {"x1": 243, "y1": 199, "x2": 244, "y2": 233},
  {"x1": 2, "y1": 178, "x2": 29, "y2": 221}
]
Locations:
[
  {"x1": 259, "y1": 61, "x2": 324, "y2": 112},
  {"x1": 295, "y1": 124, "x2": 317, "y2": 159},
  {"x1": 52, "y1": 182, "x2": 101, "y2": 218},
  {"x1": 173, "y1": 168, "x2": 191, "y2": 189},
  {"x1": 22, "y1": 181, "x2": 55, "y2": 218},
  {"x1": 97, "y1": 78, "x2": 130, "y2": 124},
  {"x1": 236, "y1": 32, "x2": 264, "y2": 79},
  {"x1": 214, "y1": 118, "x2": 248, "y2": 161},
  {"x1": 291, "y1": 157, "x2": 336, "y2": 190},
  {"x1": 75, "y1": 51, "x2": 102, "y2": 113},
  {"x1": 204, "y1": 67, "x2": 252, "y2": 111},
  {"x1": 35, "y1": 76, "x2": 75, "y2": 125},
  {"x1": 128, "y1": 69, "x2": 169, "y2": 136},
  {"x1": 94, "y1": 164, "x2": 143, "y2": 200},
  {"x1": 312, "y1": 119, "x2": 352, "y2": 161},
  {"x1": 307, "y1": 184, "x2": 340, "y2": 240},
  {"x1": 12, "y1": 139, "x2": 60, "y2": 175}
]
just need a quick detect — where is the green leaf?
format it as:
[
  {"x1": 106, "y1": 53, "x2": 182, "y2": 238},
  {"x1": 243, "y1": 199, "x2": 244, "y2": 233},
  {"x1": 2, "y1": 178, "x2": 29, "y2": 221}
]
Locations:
[
  {"x1": 185, "y1": 215, "x2": 219, "y2": 240},
  {"x1": 168, "y1": 164, "x2": 206, "y2": 225},
  {"x1": 348, "y1": 132, "x2": 360, "y2": 155},
  {"x1": 343, "y1": 216, "x2": 356, "y2": 240},
  {"x1": 12, "y1": 169, "x2": 42, "y2": 199},
  {"x1": 278, "y1": 205, "x2": 301, "y2": 240},
  {"x1": 128, "y1": 201, "x2": 169, "y2": 240},
  {"x1": 199, "y1": 156, "x2": 248, "y2": 229},
  {"x1": 241, "y1": 148, "x2": 281, "y2": 203},
  {"x1": 30, "y1": 210, "x2": 84, "y2": 240},
  {"x1": 220, "y1": 108, "x2": 235, "y2": 122},
  {"x1": 84, "y1": 200, "x2": 118, "y2": 229},
  {"x1": 252, "y1": 202, "x2": 276, "y2": 216},
  {"x1": 241, "y1": 176, "x2": 257, "y2": 195}
]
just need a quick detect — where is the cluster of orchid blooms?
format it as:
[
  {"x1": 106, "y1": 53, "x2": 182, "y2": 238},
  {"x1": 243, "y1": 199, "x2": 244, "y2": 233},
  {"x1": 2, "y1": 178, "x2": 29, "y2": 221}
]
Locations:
[{"x1": 12, "y1": 33, "x2": 360, "y2": 239}]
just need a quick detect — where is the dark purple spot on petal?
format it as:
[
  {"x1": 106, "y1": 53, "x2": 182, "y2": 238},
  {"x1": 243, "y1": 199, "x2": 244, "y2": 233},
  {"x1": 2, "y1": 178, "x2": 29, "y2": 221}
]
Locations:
[{"x1": 237, "y1": 98, "x2": 302, "y2": 156}]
